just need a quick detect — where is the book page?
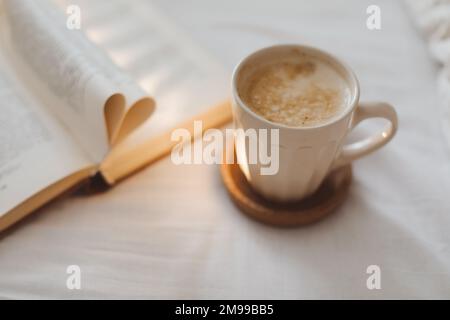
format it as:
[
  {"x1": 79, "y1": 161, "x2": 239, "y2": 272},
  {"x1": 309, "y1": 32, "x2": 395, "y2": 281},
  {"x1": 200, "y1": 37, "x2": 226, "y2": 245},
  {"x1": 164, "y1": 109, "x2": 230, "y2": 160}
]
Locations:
[
  {"x1": 1, "y1": 0, "x2": 155, "y2": 163},
  {"x1": 54, "y1": 0, "x2": 230, "y2": 181},
  {"x1": 0, "y1": 51, "x2": 93, "y2": 215}
]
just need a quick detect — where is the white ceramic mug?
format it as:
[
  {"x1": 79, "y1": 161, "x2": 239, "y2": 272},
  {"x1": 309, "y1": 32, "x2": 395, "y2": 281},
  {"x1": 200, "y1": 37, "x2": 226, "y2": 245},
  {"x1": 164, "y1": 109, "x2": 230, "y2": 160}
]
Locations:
[{"x1": 231, "y1": 44, "x2": 398, "y2": 202}]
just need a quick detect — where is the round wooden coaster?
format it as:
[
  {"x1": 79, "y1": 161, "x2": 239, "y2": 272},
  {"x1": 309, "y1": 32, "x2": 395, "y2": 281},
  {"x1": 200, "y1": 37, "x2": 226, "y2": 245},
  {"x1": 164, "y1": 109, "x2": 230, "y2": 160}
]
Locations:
[{"x1": 220, "y1": 161, "x2": 352, "y2": 227}]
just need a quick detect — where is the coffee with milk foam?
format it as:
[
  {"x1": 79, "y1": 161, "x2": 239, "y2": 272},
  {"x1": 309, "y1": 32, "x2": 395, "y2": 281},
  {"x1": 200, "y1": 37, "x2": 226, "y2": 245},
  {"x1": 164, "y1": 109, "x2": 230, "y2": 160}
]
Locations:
[{"x1": 240, "y1": 56, "x2": 351, "y2": 127}]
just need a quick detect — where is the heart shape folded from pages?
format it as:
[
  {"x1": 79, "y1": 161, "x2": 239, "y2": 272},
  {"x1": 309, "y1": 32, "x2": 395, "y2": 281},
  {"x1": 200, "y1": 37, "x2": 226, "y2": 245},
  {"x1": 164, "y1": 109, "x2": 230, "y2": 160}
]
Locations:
[{"x1": 104, "y1": 93, "x2": 155, "y2": 146}]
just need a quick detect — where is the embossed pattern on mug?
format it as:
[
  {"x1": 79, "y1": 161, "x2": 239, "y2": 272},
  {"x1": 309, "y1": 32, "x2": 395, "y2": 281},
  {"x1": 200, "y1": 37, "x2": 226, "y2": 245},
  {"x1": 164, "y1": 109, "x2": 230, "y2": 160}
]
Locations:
[{"x1": 241, "y1": 59, "x2": 351, "y2": 127}]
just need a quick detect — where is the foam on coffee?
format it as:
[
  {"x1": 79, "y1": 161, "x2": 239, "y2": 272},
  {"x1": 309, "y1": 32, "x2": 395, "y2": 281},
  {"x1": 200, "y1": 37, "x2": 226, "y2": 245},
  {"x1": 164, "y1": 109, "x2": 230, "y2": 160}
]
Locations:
[{"x1": 240, "y1": 56, "x2": 351, "y2": 127}]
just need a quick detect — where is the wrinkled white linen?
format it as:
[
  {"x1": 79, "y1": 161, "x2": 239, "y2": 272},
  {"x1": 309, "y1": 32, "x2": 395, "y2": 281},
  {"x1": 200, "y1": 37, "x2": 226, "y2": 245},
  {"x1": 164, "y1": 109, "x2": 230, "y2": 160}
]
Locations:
[
  {"x1": 406, "y1": 0, "x2": 450, "y2": 151},
  {"x1": 0, "y1": 0, "x2": 450, "y2": 299}
]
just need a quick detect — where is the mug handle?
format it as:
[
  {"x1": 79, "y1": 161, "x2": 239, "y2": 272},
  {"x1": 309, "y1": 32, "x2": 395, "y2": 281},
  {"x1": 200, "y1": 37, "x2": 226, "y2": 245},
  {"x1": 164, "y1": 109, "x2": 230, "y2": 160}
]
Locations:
[{"x1": 332, "y1": 101, "x2": 398, "y2": 169}]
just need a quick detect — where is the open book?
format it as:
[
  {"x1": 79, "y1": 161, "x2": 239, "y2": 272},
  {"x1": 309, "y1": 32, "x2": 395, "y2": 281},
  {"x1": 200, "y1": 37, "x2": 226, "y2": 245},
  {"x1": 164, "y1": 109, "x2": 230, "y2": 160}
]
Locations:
[{"x1": 0, "y1": 0, "x2": 231, "y2": 232}]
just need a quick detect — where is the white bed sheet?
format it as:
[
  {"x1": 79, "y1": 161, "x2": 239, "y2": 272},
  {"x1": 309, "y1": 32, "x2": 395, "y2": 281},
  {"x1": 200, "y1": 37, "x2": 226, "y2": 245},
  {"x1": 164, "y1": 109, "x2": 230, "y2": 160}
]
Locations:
[{"x1": 1, "y1": 0, "x2": 450, "y2": 299}]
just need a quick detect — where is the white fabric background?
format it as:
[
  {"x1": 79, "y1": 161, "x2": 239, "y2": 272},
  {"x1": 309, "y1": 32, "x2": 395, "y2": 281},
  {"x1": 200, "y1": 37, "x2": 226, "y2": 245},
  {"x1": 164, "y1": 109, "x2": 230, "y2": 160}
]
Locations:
[
  {"x1": 405, "y1": 0, "x2": 450, "y2": 159},
  {"x1": 1, "y1": 0, "x2": 450, "y2": 299}
]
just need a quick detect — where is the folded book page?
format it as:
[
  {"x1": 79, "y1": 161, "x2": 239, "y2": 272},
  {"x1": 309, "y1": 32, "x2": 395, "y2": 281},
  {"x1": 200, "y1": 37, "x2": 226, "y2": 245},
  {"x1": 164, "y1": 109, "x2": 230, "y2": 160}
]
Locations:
[
  {"x1": 53, "y1": 0, "x2": 231, "y2": 182},
  {"x1": 2, "y1": 0, "x2": 155, "y2": 163}
]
